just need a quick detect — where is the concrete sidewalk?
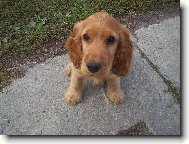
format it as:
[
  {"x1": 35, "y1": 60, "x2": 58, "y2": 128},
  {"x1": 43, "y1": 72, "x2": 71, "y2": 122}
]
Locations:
[{"x1": 0, "y1": 17, "x2": 180, "y2": 135}]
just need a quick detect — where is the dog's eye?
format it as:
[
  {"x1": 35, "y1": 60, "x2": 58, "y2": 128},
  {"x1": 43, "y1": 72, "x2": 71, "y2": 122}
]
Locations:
[
  {"x1": 83, "y1": 33, "x2": 90, "y2": 41},
  {"x1": 107, "y1": 36, "x2": 115, "y2": 44}
]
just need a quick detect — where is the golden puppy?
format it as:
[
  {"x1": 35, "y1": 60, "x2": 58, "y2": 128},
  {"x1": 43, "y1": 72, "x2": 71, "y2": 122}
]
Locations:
[{"x1": 64, "y1": 12, "x2": 133, "y2": 105}]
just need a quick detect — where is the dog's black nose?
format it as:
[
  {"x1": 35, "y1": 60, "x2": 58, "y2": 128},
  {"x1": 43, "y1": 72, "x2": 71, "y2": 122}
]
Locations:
[{"x1": 87, "y1": 61, "x2": 102, "y2": 73}]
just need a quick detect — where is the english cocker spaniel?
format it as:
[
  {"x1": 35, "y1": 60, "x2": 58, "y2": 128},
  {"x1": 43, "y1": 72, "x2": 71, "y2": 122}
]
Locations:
[{"x1": 64, "y1": 12, "x2": 133, "y2": 105}]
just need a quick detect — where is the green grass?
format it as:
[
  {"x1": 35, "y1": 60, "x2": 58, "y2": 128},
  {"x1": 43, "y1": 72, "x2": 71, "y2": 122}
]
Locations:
[
  {"x1": 0, "y1": 0, "x2": 178, "y2": 57},
  {"x1": 0, "y1": 66, "x2": 11, "y2": 91}
]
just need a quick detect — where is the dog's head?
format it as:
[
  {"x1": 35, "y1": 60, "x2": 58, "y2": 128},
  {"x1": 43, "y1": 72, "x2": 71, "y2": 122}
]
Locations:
[{"x1": 66, "y1": 12, "x2": 133, "y2": 79}]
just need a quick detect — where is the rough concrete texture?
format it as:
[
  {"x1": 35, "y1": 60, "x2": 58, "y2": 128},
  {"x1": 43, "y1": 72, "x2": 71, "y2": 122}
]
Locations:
[
  {"x1": 0, "y1": 17, "x2": 180, "y2": 135},
  {"x1": 135, "y1": 17, "x2": 180, "y2": 87}
]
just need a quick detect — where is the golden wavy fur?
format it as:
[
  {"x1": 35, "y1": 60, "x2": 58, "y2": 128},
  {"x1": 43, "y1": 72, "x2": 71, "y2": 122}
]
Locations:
[{"x1": 64, "y1": 12, "x2": 133, "y2": 105}]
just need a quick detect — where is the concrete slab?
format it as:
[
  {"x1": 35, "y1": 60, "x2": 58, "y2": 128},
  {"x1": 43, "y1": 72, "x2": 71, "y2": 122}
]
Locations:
[
  {"x1": 134, "y1": 17, "x2": 180, "y2": 88},
  {"x1": 0, "y1": 49, "x2": 180, "y2": 135}
]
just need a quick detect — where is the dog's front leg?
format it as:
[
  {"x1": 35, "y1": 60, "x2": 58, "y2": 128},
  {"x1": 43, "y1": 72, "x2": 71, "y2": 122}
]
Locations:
[
  {"x1": 64, "y1": 66, "x2": 83, "y2": 105},
  {"x1": 106, "y1": 74, "x2": 124, "y2": 104}
]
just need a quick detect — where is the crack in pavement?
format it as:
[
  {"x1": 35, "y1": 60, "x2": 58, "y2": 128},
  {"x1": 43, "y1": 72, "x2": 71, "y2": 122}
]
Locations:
[{"x1": 132, "y1": 19, "x2": 180, "y2": 103}]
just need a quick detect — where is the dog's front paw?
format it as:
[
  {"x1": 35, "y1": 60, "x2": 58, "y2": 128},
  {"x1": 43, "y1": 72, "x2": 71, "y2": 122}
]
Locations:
[
  {"x1": 64, "y1": 90, "x2": 82, "y2": 105},
  {"x1": 107, "y1": 90, "x2": 124, "y2": 104}
]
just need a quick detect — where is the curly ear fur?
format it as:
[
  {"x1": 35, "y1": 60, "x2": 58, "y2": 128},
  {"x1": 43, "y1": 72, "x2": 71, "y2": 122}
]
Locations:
[
  {"x1": 66, "y1": 21, "x2": 84, "y2": 69},
  {"x1": 112, "y1": 24, "x2": 133, "y2": 76}
]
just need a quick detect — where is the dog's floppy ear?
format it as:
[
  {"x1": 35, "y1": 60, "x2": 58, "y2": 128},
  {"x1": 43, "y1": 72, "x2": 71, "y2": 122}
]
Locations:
[
  {"x1": 66, "y1": 21, "x2": 84, "y2": 69},
  {"x1": 112, "y1": 24, "x2": 133, "y2": 76}
]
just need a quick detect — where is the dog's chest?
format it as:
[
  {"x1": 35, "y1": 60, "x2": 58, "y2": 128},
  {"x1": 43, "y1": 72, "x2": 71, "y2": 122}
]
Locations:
[{"x1": 85, "y1": 77, "x2": 105, "y2": 85}]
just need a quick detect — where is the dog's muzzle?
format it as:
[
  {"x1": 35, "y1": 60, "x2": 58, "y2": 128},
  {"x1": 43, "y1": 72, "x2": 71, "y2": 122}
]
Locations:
[{"x1": 86, "y1": 61, "x2": 102, "y2": 73}]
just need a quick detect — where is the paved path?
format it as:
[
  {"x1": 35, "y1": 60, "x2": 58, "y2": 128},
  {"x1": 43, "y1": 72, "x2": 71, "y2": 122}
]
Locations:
[{"x1": 0, "y1": 17, "x2": 180, "y2": 135}]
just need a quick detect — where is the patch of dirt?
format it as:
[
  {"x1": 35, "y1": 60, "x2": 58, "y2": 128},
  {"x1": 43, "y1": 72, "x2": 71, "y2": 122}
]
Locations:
[
  {"x1": 1, "y1": 38, "x2": 66, "y2": 80},
  {"x1": 117, "y1": 121, "x2": 153, "y2": 136},
  {"x1": 116, "y1": 3, "x2": 180, "y2": 33}
]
